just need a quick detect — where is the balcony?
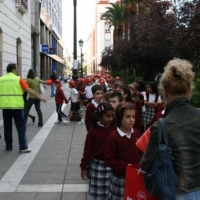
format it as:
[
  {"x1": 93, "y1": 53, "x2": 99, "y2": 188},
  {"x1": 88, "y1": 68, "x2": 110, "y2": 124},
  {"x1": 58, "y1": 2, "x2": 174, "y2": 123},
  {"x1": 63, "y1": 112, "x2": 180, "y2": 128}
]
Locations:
[{"x1": 15, "y1": 0, "x2": 28, "y2": 14}]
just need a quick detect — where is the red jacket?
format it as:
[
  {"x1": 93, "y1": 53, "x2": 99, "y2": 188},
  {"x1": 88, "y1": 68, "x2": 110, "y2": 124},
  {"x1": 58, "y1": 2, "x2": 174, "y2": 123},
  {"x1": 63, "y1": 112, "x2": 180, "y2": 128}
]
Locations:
[{"x1": 55, "y1": 88, "x2": 68, "y2": 105}]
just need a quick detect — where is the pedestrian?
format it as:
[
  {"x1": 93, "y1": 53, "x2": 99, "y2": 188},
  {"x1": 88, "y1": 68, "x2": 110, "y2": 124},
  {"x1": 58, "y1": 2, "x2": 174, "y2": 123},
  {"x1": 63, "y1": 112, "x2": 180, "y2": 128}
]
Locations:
[
  {"x1": 143, "y1": 81, "x2": 162, "y2": 130},
  {"x1": 141, "y1": 58, "x2": 200, "y2": 199},
  {"x1": 67, "y1": 79, "x2": 85, "y2": 125},
  {"x1": 84, "y1": 77, "x2": 94, "y2": 105},
  {"x1": 115, "y1": 84, "x2": 132, "y2": 102},
  {"x1": 105, "y1": 102, "x2": 142, "y2": 199},
  {"x1": 0, "y1": 63, "x2": 46, "y2": 152},
  {"x1": 24, "y1": 69, "x2": 47, "y2": 127},
  {"x1": 77, "y1": 78, "x2": 86, "y2": 110},
  {"x1": 50, "y1": 70, "x2": 57, "y2": 97},
  {"x1": 128, "y1": 83, "x2": 142, "y2": 133},
  {"x1": 54, "y1": 79, "x2": 69, "y2": 124},
  {"x1": 85, "y1": 85, "x2": 104, "y2": 131},
  {"x1": 80, "y1": 103, "x2": 115, "y2": 200},
  {"x1": 23, "y1": 92, "x2": 35, "y2": 123},
  {"x1": 109, "y1": 92, "x2": 123, "y2": 111}
]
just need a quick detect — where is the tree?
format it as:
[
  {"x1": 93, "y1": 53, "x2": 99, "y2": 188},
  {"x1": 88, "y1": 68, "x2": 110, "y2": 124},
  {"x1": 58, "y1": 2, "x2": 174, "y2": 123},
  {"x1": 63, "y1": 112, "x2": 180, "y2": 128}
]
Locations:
[{"x1": 101, "y1": 3, "x2": 124, "y2": 45}]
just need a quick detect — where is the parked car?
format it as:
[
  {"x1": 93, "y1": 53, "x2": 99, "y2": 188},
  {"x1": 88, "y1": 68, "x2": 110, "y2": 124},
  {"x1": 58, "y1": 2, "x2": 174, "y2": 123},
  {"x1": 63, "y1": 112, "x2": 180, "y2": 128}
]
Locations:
[{"x1": 63, "y1": 75, "x2": 71, "y2": 83}]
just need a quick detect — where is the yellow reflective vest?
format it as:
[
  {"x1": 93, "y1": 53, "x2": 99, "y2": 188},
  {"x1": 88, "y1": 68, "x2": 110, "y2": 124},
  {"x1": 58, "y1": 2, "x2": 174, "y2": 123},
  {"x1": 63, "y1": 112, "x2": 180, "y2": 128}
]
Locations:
[{"x1": 0, "y1": 73, "x2": 24, "y2": 109}]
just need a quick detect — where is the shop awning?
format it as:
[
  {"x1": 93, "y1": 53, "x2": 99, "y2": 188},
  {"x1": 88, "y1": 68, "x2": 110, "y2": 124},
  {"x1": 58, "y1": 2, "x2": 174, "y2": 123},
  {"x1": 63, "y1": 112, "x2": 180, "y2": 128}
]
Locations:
[{"x1": 47, "y1": 54, "x2": 64, "y2": 64}]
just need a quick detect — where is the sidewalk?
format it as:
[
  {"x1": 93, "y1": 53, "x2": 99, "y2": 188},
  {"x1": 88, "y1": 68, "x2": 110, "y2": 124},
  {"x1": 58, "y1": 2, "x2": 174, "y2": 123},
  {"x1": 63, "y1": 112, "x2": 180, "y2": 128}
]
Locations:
[{"x1": 0, "y1": 83, "x2": 89, "y2": 200}]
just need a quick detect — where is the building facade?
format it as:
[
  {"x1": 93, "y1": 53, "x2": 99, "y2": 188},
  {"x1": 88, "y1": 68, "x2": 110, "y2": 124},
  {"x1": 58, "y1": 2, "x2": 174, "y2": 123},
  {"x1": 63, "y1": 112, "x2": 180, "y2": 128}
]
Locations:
[
  {"x1": 0, "y1": 0, "x2": 64, "y2": 80},
  {"x1": 0, "y1": 0, "x2": 31, "y2": 78},
  {"x1": 87, "y1": 0, "x2": 120, "y2": 76},
  {"x1": 39, "y1": 0, "x2": 64, "y2": 80}
]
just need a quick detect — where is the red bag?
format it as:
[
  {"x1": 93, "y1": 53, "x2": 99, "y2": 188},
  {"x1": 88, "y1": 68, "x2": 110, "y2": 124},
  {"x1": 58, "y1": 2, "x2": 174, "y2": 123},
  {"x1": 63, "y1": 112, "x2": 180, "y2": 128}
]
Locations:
[
  {"x1": 124, "y1": 164, "x2": 159, "y2": 200},
  {"x1": 46, "y1": 79, "x2": 53, "y2": 86}
]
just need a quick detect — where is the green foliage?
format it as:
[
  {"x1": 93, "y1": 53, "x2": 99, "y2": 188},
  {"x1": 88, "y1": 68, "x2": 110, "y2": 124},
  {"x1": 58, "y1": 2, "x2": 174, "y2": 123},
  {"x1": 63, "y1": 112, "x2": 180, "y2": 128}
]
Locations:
[
  {"x1": 191, "y1": 74, "x2": 200, "y2": 108},
  {"x1": 112, "y1": 70, "x2": 135, "y2": 84}
]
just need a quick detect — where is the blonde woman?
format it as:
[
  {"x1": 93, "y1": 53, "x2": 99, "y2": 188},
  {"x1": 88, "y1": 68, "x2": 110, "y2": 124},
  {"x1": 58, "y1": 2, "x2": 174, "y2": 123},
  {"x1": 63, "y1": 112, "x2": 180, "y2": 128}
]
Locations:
[{"x1": 141, "y1": 58, "x2": 200, "y2": 199}]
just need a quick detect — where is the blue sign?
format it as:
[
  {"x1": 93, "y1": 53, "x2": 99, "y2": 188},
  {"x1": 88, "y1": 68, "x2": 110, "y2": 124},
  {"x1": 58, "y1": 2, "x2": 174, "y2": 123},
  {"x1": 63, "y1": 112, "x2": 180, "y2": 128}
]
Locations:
[{"x1": 40, "y1": 44, "x2": 49, "y2": 53}]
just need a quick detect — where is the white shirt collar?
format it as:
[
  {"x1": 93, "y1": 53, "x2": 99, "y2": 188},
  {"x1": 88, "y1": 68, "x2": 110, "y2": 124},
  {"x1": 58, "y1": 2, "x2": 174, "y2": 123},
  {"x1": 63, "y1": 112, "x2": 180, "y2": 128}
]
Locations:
[
  {"x1": 117, "y1": 127, "x2": 134, "y2": 139},
  {"x1": 91, "y1": 99, "x2": 99, "y2": 108},
  {"x1": 97, "y1": 122, "x2": 109, "y2": 128}
]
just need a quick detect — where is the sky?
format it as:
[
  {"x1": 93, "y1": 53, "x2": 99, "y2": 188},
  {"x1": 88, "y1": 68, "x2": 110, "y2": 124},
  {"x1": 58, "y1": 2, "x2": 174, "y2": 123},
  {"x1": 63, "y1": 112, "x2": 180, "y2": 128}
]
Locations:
[{"x1": 62, "y1": 0, "x2": 96, "y2": 54}]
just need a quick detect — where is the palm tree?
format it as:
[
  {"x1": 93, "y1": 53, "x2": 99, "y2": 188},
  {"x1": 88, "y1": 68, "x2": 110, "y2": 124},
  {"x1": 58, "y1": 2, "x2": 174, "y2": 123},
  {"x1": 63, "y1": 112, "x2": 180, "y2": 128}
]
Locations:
[
  {"x1": 121, "y1": 0, "x2": 138, "y2": 40},
  {"x1": 101, "y1": 3, "x2": 124, "y2": 46}
]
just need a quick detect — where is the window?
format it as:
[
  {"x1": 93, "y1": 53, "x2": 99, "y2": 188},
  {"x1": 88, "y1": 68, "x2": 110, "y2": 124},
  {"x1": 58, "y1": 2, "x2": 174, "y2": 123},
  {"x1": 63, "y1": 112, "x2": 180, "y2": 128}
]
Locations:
[{"x1": 105, "y1": 66, "x2": 111, "y2": 72}]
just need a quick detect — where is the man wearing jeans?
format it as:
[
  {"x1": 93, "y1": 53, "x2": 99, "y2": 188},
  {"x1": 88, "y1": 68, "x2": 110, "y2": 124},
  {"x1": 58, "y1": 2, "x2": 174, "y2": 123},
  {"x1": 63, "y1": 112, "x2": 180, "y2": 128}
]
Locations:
[{"x1": 0, "y1": 63, "x2": 46, "y2": 153}]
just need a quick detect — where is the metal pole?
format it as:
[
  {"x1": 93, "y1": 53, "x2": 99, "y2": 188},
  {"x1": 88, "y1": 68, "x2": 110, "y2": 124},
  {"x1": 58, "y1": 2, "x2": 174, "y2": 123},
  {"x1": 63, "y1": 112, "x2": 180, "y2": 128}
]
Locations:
[
  {"x1": 71, "y1": 0, "x2": 80, "y2": 121},
  {"x1": 73, "y1": 0, "x2": 78, "y2": 82}
]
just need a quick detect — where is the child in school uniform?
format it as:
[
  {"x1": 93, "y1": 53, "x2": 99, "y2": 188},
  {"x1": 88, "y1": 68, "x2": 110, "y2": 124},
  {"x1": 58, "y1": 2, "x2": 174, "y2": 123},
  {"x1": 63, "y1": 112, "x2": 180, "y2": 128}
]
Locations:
[
  {"x1": 77, "y1": 78, "x2": 86, "y2": 110},
  {"x1": 67, "y1": 79, "x2": 85, "y2": 125},
  {"x1": 128, "y1": 83, "x2": 143, "y2": 133},
  {"x1": 143, "y1": 81, "x2": 162, "y2": 130},
  {"x1": 85, "y1": 85, "x2": 104, "y2": 131},
  {"x1": 105, "y1": 102, "x2": 142, "y2": 200},
  {"x1": 54, "y1": 79, "x2": 69, "y2": 124},
  {"x1": 80, "y1": 103, "x2": 116, "y2": 200},
  {"x1": 109, "y1": 92, "x2": 123, "y2": 111},
  {"x1": 84, "y1": 78, "x2": 94, "y2": 105},
  {"x1": 115, "y1": 84, "x2": 132, "y2": 102}
]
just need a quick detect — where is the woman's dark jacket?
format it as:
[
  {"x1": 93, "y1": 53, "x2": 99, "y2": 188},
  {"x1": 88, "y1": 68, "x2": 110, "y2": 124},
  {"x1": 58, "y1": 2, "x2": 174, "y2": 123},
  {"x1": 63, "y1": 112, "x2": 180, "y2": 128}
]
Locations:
[{"x1": 141, "y1": 97, "x2": 200, "y2": 192}]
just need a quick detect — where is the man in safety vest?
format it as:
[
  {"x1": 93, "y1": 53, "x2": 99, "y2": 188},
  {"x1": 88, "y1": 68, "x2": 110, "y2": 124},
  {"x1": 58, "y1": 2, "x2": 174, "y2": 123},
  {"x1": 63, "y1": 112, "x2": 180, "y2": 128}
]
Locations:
[{"x1": 0, "y1": 63, "x2": 47, "y2": 153}]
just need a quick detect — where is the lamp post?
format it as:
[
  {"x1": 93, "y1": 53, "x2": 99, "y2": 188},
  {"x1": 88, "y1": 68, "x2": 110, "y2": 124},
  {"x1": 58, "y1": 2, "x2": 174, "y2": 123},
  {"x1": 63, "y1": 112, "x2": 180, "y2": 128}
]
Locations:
[
  {"x1": 79, "y1": 39, "x2": 84, "y2": 78},
  {"x1": 70, "y1": 0, "x2": 80, "y2": 121}
]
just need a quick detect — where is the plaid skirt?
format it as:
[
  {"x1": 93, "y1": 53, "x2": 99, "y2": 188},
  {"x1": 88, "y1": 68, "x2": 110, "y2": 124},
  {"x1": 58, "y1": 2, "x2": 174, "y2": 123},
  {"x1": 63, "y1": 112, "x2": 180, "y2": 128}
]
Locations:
[
  {"x1": 107, "y1": 174, "x2": 125, "y2": 200},
  {"x1": 89, "y1": 159, "x2": 112, "y2": 200},
  {"x1": 144, "y1": 107, "x2": 155, "y2": 124}
]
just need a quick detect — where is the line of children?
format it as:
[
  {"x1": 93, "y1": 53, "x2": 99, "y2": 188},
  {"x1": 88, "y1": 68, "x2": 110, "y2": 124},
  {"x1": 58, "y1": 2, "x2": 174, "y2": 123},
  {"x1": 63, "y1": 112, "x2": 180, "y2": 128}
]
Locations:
[
  {"x1": 79, "y1": 76, "x2": 165, "y2": 200},
  {"x1": 80, "y1": 102, "x2": 142, "y2": 200}
]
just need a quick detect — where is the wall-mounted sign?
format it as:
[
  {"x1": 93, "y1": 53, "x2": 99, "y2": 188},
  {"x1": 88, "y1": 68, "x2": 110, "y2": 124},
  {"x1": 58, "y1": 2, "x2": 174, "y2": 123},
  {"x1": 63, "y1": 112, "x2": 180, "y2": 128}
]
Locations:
[
  {"x1": 40, "y1": 44, "x2": 49, "y2": 53},
  {"x1": 49, "y1": 47, "x2": 55, "y2": 54}
]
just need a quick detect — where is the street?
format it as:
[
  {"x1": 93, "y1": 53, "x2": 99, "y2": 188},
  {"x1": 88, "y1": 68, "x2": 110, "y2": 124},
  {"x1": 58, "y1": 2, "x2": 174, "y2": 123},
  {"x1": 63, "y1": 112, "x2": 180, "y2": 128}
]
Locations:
[{"x1": 0, "y1": 83, "x2": 89, "y2": 200}]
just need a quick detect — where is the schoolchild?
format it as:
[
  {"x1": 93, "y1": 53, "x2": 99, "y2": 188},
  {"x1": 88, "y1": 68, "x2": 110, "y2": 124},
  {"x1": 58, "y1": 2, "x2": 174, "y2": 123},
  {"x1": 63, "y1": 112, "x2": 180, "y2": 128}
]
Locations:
[
  {"x1": 115, "y1": 84, "x2": 132, "y2": 102},
  {"x1": 105, "y1": 102, "x2": 142, "y2": 200},
  {"x1": 84, "y1": 78, "x2": 94, "y2": 105},
  {"x1": 143, "y1": 81, "x2": 162, "y2": 130},
  {"x1": 103, "y1": 91, "x2": 112, "y2": 103},
  {"x1": 97, "y1": 78, "x2": 107, "y2": 93},
  {"x1": 106, "y1": 79, "x2": 114, "y2": 91},
  {"x1": 77, "y1": 78, "x2": 86, "y2": 110},
  {"x1": 128, "y1": 83, "x2": 142, "y2": 133},
  {"x1": 85, "y1": 85, "x2": 104, "y2": 131},
  {"x1": 67, "y1": 80, "x2": 85, "y2": 125},
  {"x1": 109, "y1": 92, "x2": 123, "y2": 111},
  {"x1": 135, "y1": 79, "x2": 146, "y2": 133},
  {"x1": 54, "y1": 79, "x2": 69, "y2": 124},
  {"x1": 80, "y1": 103, "x2": 116, "y2": 200}
]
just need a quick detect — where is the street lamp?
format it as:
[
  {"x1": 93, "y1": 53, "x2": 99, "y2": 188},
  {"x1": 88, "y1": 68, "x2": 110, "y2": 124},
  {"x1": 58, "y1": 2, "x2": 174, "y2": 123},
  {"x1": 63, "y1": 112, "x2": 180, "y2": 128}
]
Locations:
[{"x1": 79, "y1": 39, "x2": 84, "y2": 77}]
